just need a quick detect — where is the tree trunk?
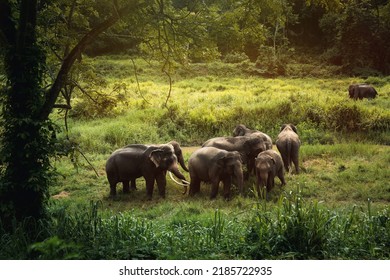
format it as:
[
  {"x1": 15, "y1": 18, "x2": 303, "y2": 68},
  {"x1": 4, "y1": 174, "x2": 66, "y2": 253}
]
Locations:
[
  {"x1": 0, "y1": 0, "x2": 146, "y2": 231},
  {"x1": 0, "y1": 0, "x2": 50, "y2": 229}
]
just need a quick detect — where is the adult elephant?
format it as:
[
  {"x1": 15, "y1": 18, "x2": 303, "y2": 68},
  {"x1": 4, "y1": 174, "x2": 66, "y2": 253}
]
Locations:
[
  {"x1": 233, "y1": 124, "x2": 273, "y2": 150},
  {"x1": 348, "y1": 84, "x2": 378, "y2": 100},
  {"x1": 106, "y1": 142, "x2": 188, "y2": 199},
  {"x1": 202, "y1": 135, "x2": 266, "y2": 176},
  {"x1": 255, "y1": 150, "x2": 286, "y2": 197},
  {"x1": 124, "y1": 140, "x2": 189, "y2": 190},
  {"x1": 275, "y1": 124, "x2": 301, "y2": 173},
  {"x1": 188, "y1": 147, "x2": 243, "y2": 199}
]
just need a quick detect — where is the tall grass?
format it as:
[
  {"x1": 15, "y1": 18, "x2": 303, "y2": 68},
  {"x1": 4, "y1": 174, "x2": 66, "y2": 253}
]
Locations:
[
  {"x1": 1, "y1": 192, "x2": 389, "y2": 260},
  {"x1": 61, "y1": 57, "x2": 390, "y2": 149}
]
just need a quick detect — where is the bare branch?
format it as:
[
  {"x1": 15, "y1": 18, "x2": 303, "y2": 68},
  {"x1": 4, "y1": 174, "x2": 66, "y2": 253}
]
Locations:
[
  {"x1": 130, "y1": 58, "x2": 151, "y2": 105},
  {"x1": 71, "y1": 80, "x2": 100, "y2": 105}
]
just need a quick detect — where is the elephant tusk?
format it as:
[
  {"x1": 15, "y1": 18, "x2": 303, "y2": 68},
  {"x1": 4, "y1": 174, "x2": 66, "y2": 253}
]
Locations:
[
  {"x1": 168, "y1": 171, "x2": 189, "y2": 195},
  {"x1": 168, "y1": 171, "x2": 190, "y2": 186}
]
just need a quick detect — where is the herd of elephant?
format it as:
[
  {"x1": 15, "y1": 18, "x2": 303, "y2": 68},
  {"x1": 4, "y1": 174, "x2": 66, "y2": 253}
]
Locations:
[
  {"x1": 105, "y1": 83, "x2": 378, "y2": 200},
  {"x1": 105, "y1": 124, "x2": 301, "y2": 200}
]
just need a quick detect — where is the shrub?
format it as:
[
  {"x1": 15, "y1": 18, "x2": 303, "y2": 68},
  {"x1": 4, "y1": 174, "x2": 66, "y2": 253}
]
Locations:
[
  {"x1": 223, "y1": 52, "x2": 250, "y2": 64},
  {"x1": 326, "y1": 102, "x2": 364, "y2": 132}
]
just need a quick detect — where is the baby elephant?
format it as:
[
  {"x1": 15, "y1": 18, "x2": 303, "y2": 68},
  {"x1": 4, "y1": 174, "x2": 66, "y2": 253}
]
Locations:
[
  {"x1": 276, "y1": 124, "x2": 301, "y2": 173},
  {"x1": 188, "y1": 147, "x2": 244, "y2": 200},
  {"x1": 255, "y1": 150, "x2": 286, "y2": 196}
]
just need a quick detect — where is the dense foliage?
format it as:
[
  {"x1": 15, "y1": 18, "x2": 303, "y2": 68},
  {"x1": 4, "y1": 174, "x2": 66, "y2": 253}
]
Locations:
[
  {"x1": 1, "y1": 194, "x2": 389, "y2": 260},
  {"x1": 0, "y1": 0, "x2": 389, "y2": 260}
]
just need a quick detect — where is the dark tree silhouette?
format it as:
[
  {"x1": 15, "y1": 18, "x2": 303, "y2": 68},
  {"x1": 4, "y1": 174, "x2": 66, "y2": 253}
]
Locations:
[{"x1": 0, "y1": 0, "x2": 147, "y2": 231}]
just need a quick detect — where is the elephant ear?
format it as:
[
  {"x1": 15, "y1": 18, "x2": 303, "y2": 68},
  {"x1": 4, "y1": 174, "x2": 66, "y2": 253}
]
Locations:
[
  {"x1": 290, "y1": 124, "x2": 298, "y2": 134},
  {"x1": 233, "y1": 124, "x2": 246, "y2": 136},
  {"x1": 149, "y1": 149, "x2": 164, "y2": 167},
  {"x1": 215, "y1": 154, "x2": 226, "y2": 168},
  {"x1": 268, "y1": 155, "x2": 276, "y2": 165},
  {"x1": 245, "y1": 136, "x2": 265, "y2": 154},
  {"x1": 167, "y1": 141, "x2": 180, "y2": 153}
]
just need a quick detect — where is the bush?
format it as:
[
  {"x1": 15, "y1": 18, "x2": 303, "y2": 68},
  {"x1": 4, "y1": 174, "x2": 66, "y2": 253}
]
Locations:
[
  {"x1": 1, "y1": 194, "x2": 389, "y2": 259},
  {"x1": 223, "y1": 52, "x2": 250, "y2": 64}
]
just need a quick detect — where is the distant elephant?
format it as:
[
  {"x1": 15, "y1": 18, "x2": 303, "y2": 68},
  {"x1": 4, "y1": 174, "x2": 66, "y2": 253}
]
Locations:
[
  {"x1": 202, "y1": 135, "x2": 266, "y2": 176},
  {"x1": 188, "y1": 147, "x2": 244, "y2": 199},
  {"x1": 348, "y1": 84, "x2": 378, "y2": 100},
  {"x1": 124, "y1": 141, "x2": 189, "y2": 190},
  {"x1": 275, "y1": 124, "x2": 301, "y2": 173},
  {"x1": 255, "y1": 150, "x2": 286, "y2": 196},
  {"x1": 232, "y1": 124, "x2": 273, "y2": 150},
  {"x1": 106, "y1": 142, "x2": 188, "y2": 199}
]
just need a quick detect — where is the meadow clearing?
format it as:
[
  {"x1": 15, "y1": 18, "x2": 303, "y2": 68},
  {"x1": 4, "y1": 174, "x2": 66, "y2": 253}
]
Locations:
[
  {"x1": 3, "y1": 56, "x2": 389, "y2": 259},
  {"x1": 52, "y1": 56, "x2": 390, "y2": 208}
]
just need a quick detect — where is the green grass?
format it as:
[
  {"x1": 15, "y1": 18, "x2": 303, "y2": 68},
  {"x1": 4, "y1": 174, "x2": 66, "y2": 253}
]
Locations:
[
  {"x1": 59, "y1": 56, "x2": 390, "y2": 147},
  {"x1": 2, "y1": 56, "x2": 390, "y2": 259}
]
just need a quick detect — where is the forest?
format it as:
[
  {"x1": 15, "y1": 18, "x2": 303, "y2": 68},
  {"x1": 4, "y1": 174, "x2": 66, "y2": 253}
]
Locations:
[{"x1": 0, "y1": 0, "x2": 389, "y2": 260}]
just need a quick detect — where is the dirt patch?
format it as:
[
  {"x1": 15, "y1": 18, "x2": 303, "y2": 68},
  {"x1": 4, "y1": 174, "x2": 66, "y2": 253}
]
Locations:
[{"x1": 52, "y1": 191, "x2": 70, "y2": 199}]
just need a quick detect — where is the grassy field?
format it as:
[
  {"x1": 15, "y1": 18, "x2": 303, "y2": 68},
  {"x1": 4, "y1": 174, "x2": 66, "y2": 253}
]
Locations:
[
  {"x1": 52, "y1": 56, "x2": 390, "y2": 207},
  {"x1": 3, "y1": 56, "x2": 389, "y2": 259}
]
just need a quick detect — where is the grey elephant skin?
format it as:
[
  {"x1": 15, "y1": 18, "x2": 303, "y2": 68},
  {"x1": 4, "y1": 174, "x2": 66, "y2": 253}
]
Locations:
[
  {"x1": 255, "y1": 150, "x2": 286, "y2": 196},
  {"x1": 124, "y1": 140, "x2": 189, "y2": 191},
  {"x1": 202, "y1": 135, "x2": 266, "y2": 176},
  {"x1": 348, "y1": 84, "x2": 377, "y2": 100},
  {"x1": 106, "y1": 142, "x2": 188, "y2": 199},
  {"x1": 188, "y1": 147, "x2": 244, "y2": 199},
  {"x1": 233, "y1": 124, "x2": 273, "y2": 150},
  {"x1": 275, "y1": 124, "x2": 301, "y2": 173}
]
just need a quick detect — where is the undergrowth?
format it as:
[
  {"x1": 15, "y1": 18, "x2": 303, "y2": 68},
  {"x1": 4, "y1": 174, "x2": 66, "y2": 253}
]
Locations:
[{"x1": 1, "y1": 191, "x2": 389, "y2": 260}]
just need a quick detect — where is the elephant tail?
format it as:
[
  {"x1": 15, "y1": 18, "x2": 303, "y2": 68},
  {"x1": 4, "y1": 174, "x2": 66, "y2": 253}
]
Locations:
[{"x1": 286, "y1": 138, "x2": 292, "y2": 169}]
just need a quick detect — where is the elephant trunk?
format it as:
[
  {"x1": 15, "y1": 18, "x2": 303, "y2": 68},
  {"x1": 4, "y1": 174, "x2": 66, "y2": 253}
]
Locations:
[
  {"x1": 168, "y1": 162, "x2": 189, "y2": 194},
  {"x1": 259, "y1": 171, "x2": 270, "y2": 199},
  {"x1": 260, "y1": 172, "x2": 268, "y2": 189},
  {"x1": 178, "y1": 155, "x2": 189, "y2": 172}
]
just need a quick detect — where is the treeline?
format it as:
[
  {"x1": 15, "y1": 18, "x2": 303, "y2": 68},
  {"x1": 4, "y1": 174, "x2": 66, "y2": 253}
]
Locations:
[
  {"x1": 2, "y1": 1, "x2": 389, "y2": 77},
  {"x1": 80, "y1": 0, "x2": 390, "y2": 76}
]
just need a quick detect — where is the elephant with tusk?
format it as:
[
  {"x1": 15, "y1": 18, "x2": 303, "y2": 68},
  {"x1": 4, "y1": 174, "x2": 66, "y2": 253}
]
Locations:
[{"x1": 106, "y1": 141, "x2": 189, "y2": 199}]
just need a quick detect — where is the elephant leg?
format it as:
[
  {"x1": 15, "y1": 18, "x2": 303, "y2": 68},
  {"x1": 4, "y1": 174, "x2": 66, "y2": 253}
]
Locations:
[
  {"x1": 222, "y1": 177, "x2": 232, "y2": 200},
  {"x1": 155, "y1": 172, "x2": 166, "y2": 198},
  {"x1": 255, "y1": 171, "x2": 261, "y2": 198},
  {"x1": 278, "y1": 169, "x2": 286, "y2": 186},
  {"x1": 243, "y1": 161, "x2": 253, "y2": 180},
  {"x1": 123, "y1": 181, "x2": 130, "y2": 194},
  {"x1": 247, "y1": 158, "x2": 255, "y2": 176},
  {"x1": 145, "y1": 175, "x2": 155, "y2": 200},
  {"x1": 210, "y1": 179, "x2": 220, "y2": 199},
  {"x1": 110, "y1": 184, "x2": 117, "y2": 197},
  {"x1": 266, "y1": 174, "x2": 273, "y2": 193},
  {"x1": 282, "y1": 155, "x2": 289, "y2": 173},
  {"x1": 292, "y1": 155, "x2": 300, "y2": 174},
  {"x1": 130, "y1": 178, "x2": 137, "y2": 190},
  {"x1": 189, "y1": 177, "x2": 201, "y2": 196}
]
